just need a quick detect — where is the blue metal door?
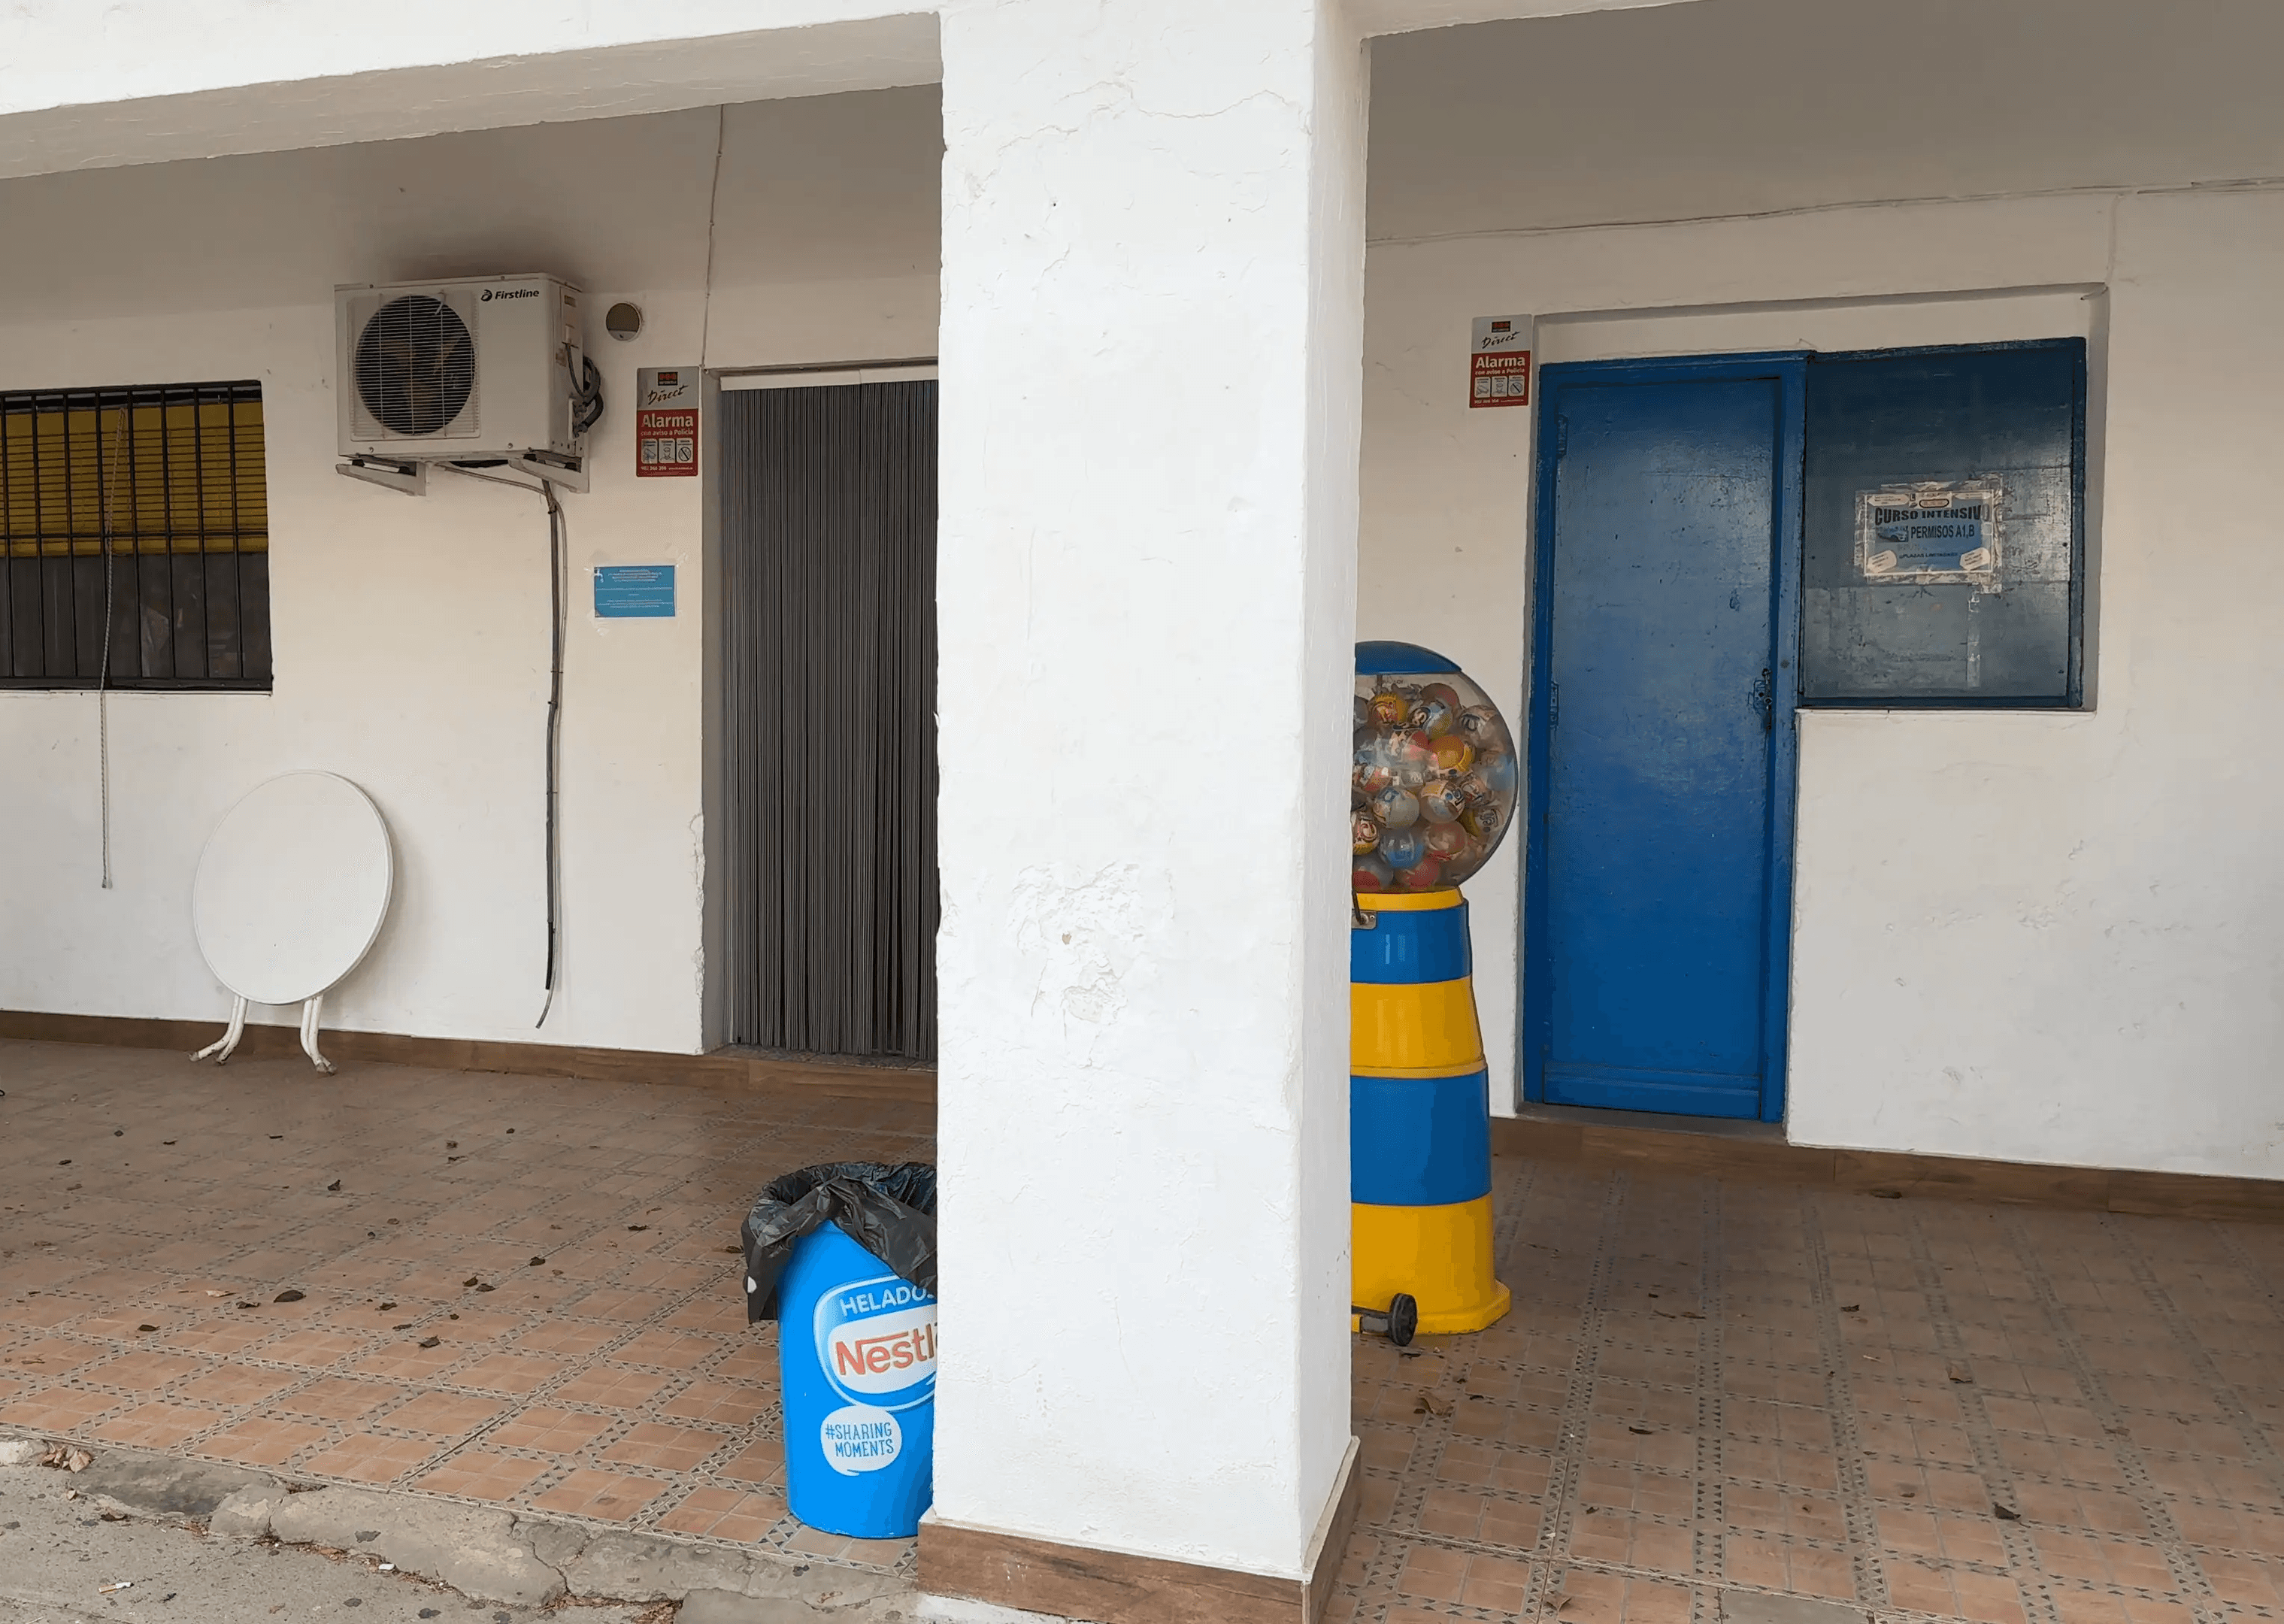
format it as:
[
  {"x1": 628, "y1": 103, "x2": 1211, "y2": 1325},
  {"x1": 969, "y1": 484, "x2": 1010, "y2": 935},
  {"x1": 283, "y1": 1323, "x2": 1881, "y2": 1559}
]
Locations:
[{"x1": 1525, "y1": 357, "x2": 1804, "y2": 1122}]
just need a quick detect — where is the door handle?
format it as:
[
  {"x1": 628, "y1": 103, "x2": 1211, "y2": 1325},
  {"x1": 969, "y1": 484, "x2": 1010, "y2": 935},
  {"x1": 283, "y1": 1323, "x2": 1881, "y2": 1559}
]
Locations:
[{"x1": 1751, "y1": 668, "x2": 1773, "y2": 731}]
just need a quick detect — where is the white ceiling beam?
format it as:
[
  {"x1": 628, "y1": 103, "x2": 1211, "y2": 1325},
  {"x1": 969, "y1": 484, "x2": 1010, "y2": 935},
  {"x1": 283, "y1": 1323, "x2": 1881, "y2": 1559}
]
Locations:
[
  {"x1": 1349, "y1": 0, "x2": 1700, "y2": 37},
  {"x1": 0, "y1": 0, "x2": 1703, "y2": 183},
  {"x1": 0, "y1": 8, "x2": 937, "y2": 181}
]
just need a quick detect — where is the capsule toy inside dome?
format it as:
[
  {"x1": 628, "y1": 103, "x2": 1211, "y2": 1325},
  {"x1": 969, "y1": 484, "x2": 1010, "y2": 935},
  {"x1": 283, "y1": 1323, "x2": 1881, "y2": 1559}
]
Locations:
[{"x1": 1348, "y1": 650, "x2": 1515, "y2": 892}]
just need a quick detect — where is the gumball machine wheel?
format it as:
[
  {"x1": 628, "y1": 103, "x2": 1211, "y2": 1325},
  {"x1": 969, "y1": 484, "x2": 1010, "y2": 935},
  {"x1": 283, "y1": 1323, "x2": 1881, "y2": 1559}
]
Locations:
[
  {"x1": 1349, "y1": 641, "x2": 1516, "y2": 1338},
  {"x1": 1353, "y1": 1292, "x2": 1419, "y2": 1348}
]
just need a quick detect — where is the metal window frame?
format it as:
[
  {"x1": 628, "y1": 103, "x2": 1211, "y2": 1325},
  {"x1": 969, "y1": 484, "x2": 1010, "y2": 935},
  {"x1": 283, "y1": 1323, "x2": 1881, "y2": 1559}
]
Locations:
[{"x1": 0, "y1": 378, "x2": 271, "y2": 692}]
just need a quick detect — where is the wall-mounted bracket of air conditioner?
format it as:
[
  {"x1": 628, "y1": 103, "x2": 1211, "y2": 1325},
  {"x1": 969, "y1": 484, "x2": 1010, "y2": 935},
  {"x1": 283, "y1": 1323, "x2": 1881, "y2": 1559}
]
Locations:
[
  {"x1": 509, "y1": 452, "x2": 589, "y2": 494},
  {"x1": 335, "y1": 456, "x2": 428, "y2": 497}
]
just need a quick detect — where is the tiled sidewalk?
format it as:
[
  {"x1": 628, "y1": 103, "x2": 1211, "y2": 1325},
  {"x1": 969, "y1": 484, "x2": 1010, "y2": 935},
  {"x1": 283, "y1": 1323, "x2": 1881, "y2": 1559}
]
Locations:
[
  {"x1": 0, "y1": 1038, "x2": 929, "y2": 1577},
  {"x1": 5, "y1": 1038, "x2": 2283, "y2": 1623}
]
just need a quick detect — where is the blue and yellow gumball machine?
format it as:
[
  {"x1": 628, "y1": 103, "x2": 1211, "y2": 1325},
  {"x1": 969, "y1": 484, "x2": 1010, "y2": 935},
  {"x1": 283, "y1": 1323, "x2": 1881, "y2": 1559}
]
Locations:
[{"x1": 1350, "y1": 641, "x2": 1517, "y2": 1341}]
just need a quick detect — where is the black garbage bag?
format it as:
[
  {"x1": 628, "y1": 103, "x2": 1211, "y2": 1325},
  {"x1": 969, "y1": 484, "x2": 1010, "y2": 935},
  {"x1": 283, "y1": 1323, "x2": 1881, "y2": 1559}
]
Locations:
[{"x1": 740, "y1": 1162, "x2": 937, "y2": 1323}]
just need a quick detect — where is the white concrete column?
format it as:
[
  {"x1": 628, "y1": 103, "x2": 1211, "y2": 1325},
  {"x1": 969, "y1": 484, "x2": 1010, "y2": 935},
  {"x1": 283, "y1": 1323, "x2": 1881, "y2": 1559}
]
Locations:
[{"x1": 931, "y1": 0, "x2": 1366, "y2": 1590}]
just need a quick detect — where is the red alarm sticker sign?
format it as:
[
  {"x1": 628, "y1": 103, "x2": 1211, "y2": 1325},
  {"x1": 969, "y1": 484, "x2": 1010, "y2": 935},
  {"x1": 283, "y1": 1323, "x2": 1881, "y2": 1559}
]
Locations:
[
  {"x1": 636, "y1": 367, "x2": 698, "y2": 477},
  {"x1": 1469, "y1": 316, "x2": 1531, "y2": 409}
]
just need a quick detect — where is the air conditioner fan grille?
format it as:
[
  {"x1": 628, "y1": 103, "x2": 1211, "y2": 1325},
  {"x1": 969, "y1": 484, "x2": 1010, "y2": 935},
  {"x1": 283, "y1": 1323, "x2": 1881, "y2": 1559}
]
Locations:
[{"x1": 355, "y1": 294, "x2": 475, "y2": 437}]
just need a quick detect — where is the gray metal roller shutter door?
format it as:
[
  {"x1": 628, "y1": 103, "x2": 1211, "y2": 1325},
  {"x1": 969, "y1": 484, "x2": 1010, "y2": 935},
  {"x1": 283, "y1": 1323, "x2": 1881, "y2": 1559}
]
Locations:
[{"x1": 720, "y1": 380, "x2": 938, "y2": 1061}]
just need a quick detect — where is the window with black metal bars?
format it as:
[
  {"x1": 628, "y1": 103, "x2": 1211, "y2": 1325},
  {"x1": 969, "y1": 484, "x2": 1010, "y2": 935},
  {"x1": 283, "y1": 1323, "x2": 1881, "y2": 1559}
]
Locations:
[{"x1": 0, "y1": 380, "x2": 271, "y2": 689}]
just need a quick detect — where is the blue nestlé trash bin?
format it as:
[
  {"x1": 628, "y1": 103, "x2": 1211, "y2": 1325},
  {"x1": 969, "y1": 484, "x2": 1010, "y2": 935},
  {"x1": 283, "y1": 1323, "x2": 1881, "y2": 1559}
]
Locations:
[{"x1": 740, "y1": 1163, "x2": 937, "y2": 1540}]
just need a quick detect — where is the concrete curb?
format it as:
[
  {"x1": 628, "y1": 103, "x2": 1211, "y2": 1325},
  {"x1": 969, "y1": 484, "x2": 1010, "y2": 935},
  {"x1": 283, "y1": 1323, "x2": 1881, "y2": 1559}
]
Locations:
[{"x1": 1, "y1": 1432, "x2": 914, "y2": 1619}]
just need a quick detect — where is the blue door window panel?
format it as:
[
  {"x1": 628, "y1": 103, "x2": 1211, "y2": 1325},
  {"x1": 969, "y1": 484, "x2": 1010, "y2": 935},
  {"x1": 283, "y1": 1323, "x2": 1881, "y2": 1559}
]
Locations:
[
  {"x1": 1525, "y1": 355, "x2": 1805, "y2": 1125},
  {"x1": 1351, "y1": 901, "x2": 1473, "y2": 986},
  {"x1": 1350, "y1": 1070, "x2": 1494, "y2": 1207},
  {"x1": 1801, "y1": 340, "x2": 2086, "y2": 707}
]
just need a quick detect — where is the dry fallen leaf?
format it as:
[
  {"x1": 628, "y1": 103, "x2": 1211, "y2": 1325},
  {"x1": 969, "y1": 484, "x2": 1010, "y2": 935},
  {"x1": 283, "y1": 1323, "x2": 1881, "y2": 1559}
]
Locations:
[
  {"x1": 1947, "y1": 1365, "x2": 1974, "y2": 1383},
  {"x1": 1414, "y1": 1393, "x2": 1453, "y2": 1418},
  {"x1": 39, "y1": 1446, "x2": 92, "y2": 1472}
]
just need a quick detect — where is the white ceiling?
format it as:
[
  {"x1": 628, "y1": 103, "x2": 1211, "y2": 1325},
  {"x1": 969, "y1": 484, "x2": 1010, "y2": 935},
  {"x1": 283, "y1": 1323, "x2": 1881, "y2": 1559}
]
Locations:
[
  {"x1": 0, "y1": 89, "x2": 941, "y2": 321},
  {"x1": 1368, "y1": 0, "x2": 2284, "y2": 241}
]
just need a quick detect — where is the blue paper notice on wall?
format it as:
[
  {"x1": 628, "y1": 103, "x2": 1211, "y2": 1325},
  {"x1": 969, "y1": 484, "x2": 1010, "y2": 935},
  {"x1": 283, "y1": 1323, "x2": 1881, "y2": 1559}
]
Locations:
[{"x1": 594, "y1": 565, "x2": 676, "y2": 619}]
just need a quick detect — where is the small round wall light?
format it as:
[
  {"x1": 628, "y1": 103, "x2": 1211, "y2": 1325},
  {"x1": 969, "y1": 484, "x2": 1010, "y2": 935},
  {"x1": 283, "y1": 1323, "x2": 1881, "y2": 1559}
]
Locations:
[{"x1": 604, "y1": 301, "x2": 644, "y2": 342}]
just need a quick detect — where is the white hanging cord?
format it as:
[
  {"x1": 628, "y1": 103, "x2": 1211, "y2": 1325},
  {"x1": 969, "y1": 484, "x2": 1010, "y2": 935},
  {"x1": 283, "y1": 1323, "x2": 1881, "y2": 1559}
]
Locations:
[
  {"x1": 95, "y1": 403, "x2": 126, "y2": 889},
  {"x1": 441, "y1": 462, "x2": 568, "y2": 1028}
]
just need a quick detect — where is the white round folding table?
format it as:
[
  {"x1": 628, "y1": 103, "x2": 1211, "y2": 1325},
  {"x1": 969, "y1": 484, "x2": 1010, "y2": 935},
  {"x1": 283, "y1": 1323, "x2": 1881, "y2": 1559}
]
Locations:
[{"x1": 190, "y1": 771, "x2": 394, "y2": 1074}]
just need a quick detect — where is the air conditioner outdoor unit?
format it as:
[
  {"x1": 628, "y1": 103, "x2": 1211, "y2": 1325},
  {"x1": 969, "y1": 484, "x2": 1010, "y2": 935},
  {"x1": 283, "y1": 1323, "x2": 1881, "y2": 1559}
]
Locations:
[{"x1": 335, "y1": 274, "x2": 595, "y2": 493}]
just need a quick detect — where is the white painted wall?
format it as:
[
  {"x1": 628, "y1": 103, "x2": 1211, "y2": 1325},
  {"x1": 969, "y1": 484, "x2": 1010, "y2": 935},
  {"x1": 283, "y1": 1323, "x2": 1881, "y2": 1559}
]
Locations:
[
  {"x1": 930, "y1": 0, "x2": 1361, "y2": 1583},
  {"x1": 1786, "y1": 189, "x2": 2284, "y2": 1179},
  {"x1": 0, "y1": 90, "x2": 942, "y2": 1051},
  {"x1": 1353, "y1": 0, "x2": 2284, "y2": 1179},
  {"x1": 1360, "y1": 177, "x2": 2284, "y2": 1179}
]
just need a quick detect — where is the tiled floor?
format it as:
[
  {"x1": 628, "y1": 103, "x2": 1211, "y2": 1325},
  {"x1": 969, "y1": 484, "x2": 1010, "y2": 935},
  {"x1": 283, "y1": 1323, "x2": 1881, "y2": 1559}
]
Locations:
[
  {"x1": 5, "y1": 1039, "x2": 2283, "y2": 1623},
  {"x1": 0, "y1": 1038, "x2": 929, "y2": 1578},
  {"x1": 1336, "y1": 1159, "x2": 2284, "y2": 1624}
]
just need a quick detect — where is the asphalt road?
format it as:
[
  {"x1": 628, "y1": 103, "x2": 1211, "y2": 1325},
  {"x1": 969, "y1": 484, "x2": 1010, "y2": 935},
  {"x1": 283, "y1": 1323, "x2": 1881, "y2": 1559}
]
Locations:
[{"x1": 0, "y1": 1470, "x2": 665, "y2": 1624}]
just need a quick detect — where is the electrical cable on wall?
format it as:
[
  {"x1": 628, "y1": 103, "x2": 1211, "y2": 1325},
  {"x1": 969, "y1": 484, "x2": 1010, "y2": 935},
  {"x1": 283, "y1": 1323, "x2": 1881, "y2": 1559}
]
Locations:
[
  {"x1": 698, "y1": 104, "x2": 725, "y2": 368},
  {"x1": 95, "y1": 408, "x2": 125, "y2": 889},
  {"x1": 571, "y1": 351, "x2": 604, "y2": 437},
  {"x1": 444, "y1": 463, "x2": 568, "y2": 1027},
  {"x1": 541, "y1": 477, "x2": 565, "y2": 1027}
]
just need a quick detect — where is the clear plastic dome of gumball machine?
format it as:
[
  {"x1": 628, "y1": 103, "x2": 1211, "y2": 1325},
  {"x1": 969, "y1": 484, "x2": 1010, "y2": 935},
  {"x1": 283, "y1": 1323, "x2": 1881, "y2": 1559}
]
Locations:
[{"x1": 1352, "y1": 642, "x2": 1517, "y2": 893}]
